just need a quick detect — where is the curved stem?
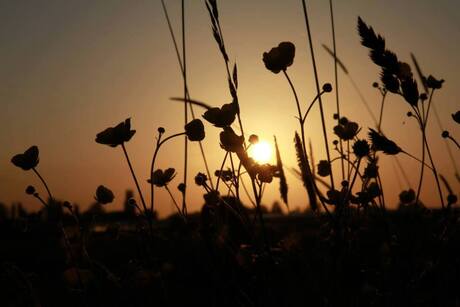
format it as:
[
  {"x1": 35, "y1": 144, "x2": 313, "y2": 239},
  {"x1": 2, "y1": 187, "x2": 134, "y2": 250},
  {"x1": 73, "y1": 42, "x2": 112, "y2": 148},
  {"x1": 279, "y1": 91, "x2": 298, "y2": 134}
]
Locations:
[
  {"x1": 181, "y1": 0, "x2": 189, "y2": 221},
  {"x1": 165, "y1": 185, "x2": 186, "y2": 221},
  {"x1": 328, "y1": 0, "x2": 345, "y2": 182},
  {"x1": 301, "y1": 0, "x2": 335, "y2": 191},
  {"x1": 216, "y1": 151, "x2": 229, "y2": 191},
  {"x1": 32, "y1": 168, "x2": 53, "y2": 201},
  {"x1": 448, "y1": 135, "x2": 460, "y2": 149},
  {"x1": 160, "y1": 0, "x2": 214, "y2": 189},
  {"x1": 302, "y1": 91, "x2": 324, "y2": 123},
  {"x1": 150, "y1": 132, "x2": 186, "y2": 212}
]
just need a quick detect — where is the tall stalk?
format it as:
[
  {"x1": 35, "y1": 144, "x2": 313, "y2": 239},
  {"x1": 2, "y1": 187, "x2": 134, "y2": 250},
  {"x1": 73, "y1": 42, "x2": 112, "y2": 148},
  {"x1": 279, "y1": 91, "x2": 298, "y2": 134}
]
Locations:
[
  {"x1": 328, "y1": 0, "x2": 345, "y2": 181},
  {"x1": 301, "y1": 0, "x2": 335, "y2": 191}
]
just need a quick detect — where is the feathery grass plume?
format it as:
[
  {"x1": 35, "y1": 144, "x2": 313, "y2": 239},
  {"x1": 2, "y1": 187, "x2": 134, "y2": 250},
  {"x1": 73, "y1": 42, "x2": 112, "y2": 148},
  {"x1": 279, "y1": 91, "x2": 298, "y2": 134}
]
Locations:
[
  {"x1": 274, "y1": 136, "x2": 288, "y2": 208},
  {"x1": 294, "y1": 132, "x2": 317, "y2": 211},
  {"x1": 358, "y1": 17, "x2": 419, "y2": 106},
  {"x1": 368, "y1": 128, "x2": 401, "y2": 155}
]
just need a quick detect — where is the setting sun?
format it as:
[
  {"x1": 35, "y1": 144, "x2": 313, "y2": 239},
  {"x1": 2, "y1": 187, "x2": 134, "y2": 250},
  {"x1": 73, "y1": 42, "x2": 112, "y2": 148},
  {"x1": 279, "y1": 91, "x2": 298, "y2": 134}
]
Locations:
[{"x1": 249, "y1": 140, "x2": 273, "y2": 163}]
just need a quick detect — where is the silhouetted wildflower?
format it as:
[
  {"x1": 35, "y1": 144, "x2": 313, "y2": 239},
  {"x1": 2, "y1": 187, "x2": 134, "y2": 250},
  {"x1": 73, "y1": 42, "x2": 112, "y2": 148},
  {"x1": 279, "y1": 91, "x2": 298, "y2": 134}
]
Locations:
[
  {"x1": 95, "y1": 185, "x2": 115, "y2": 204},
  {"x1": 249, "y1": 134, "x2": 259, "y2": 144},
  {"x1": 25, "y1": 185, "x2": 36, "y2": 195},
  {"x1": 95, "y1": 118, "x2": 136, "y2": 147},
  {"x1": 447, "y1": 194, "x2": 457, "y2": 206},
  {"x1": 367, "y1": 182, "x2": 381, "y2": 199},
  {"x1": 158, "y1": 127, "x2": 165, "y2": 134},
  {"x1": 353, "y1": 139, "x2": 370, "y2": 158},
  {"x1": 215, "y1": 169, "x2": 233, "y2": 182},
  {"x1": 364, "y1": 158, "x2": 379, "y2": 178},
  {"x1": 399, "y1": 189, "x2": 415, "y2": 205},
  {"x1": 334, "y1": 119, "x2": 359, "y2": 141},
  {"x1": 317, "y1": 160, "x2": 331, "y2": 177},
  {"x1": 203, "y1": 101, "x2": 237, "y2": 127},
  {"x1": 256, "y1": 164, "x2": 277, "y2": 183},
  {"x1": 177, "y1": 183, "x2": 186, "y2": 193},
  {"x1": 149, "y1": 168, "x2": 176, "y2": 187},
  {"x1": 441, "y1": 131, "x2": 449, "y2": 138},
  {"x1": 195, "y1": 172, "x2": 208, "y2": 186},
  {"x1": 425, "y1": 75, "x2": 444, "y2": 89},
  {"x1": 452, "y1": 111, "x2": 460, "y2": 124},
  {"x1": 368, "y1": 128, "x2": 401, "y2": 155},
  {"x1": 11, "y1": 146, "x2": 39, "y2": 170},
  {"x1": 220, "y1": 127, "x2": 244, "y2": 152},
  {"x1": 185, "y1": 119, "x2": 205, "y2": 141},
  {"x1": 263, "y1": 42, "x2": 295, "y2": 73},
  {"x1": 322, "y1": 83, "x2": 333, "y2": 93}
]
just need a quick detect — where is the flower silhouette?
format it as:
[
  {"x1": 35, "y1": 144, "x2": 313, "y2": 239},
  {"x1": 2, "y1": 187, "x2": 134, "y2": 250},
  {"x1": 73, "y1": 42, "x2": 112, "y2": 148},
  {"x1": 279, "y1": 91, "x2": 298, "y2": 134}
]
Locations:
[
  {"x1": 256, "y1": 164, "x2": 278, "y2": 183},
  {"x1": 425, "y1": 75, "x2": 444, "y2": 89},
  {"x1": 452, "y1": 111, "x2": 460, "y2": 124},
  {"x1": 399, "y1": 189, "x2": 415, "y2": 205},
  {"x1": 220, "y1": 127, "x2": 244, "y2": 152},
  {"x1": 333, "y1": 118, "x2": 359, "y2": 141},
  {"x1": 149, "y1": 168, "x2": 176, "y2": 187},
  {"x1": 95, "y1": 118, "x2": 136, "y2": 147},
  {"x1": 185, "y1": 119, "x2": 205, "y2": 141},
  {"x1": 368, "y1": 128, "x2": 401, "y2": 155},
  {"x1": 95, "y1": 185, "x2": 115, "y2": 204},
  {"x1": 317, "y1": 160, "x2": 331, "y2": 177},
  {"x1": 202, "y1": 101, "x2": 237, "y2": 128},
  {"x1": 353, "y1": 140, "x2": 370, "y2": 158},
  {"x1": 11, "y1": 146, "x2": 39, "y2": 170},
  {"x1": 263, "y1": 42, "x2": 295, "y2": 73}
]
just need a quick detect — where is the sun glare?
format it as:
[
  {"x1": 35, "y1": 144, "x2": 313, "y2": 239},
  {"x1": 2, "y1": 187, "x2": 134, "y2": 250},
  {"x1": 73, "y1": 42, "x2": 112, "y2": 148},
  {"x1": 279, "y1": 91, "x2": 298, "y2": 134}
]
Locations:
[{"x1": 249, "y1": 141, "x2": 273, "y2": 163}]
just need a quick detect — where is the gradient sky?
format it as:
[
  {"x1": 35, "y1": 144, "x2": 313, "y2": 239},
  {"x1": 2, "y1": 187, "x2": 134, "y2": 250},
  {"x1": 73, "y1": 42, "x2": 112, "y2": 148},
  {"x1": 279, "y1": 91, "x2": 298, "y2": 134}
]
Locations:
[{"x1": 1, "y1": 0, "x2": 459, "y2": 217}]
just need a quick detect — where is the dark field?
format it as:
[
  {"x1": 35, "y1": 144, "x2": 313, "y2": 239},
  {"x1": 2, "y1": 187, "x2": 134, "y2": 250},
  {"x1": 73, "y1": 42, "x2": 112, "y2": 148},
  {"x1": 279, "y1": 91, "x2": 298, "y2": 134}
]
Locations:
[{"x1": 1, "y1": 206, "x2": 460, "y2": 307}]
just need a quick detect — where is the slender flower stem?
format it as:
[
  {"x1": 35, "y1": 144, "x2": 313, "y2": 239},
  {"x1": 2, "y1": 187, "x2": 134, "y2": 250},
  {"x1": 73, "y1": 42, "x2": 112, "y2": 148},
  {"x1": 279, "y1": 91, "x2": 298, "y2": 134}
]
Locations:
[
  {"x1": 32, "y1": 168, "x2": 53, "y2": 201},
  {"x1": 216, "y1": 151, "x2": 229, "y2": 191},
  {"x1": 447, "y1": 135, "x2": 460, "y2": 149},
  {"x1": 328, "y1": 0, "x2": 345, "y2": 181},
  {"x1": 160, "y1": 0, "x2": 214, "y2": 189},
  {"x1": 284, "y1": 70, "x2": 331, "y2": 216},
  {"x1": 150, "y1": 132, "x2": 186, "y2": 212},
  {"x1": 165, "y1": 185, "x2": 186, "y2": 221},
  {"x1": 302, "y1": 91, "x2": 324, "y2": 123},
  {"x1": 181, "y1": 0, "x2": 189, "y2": 221},
  {"x1": 121, "y1": 144, "x2": 147, "y2": 214},
  {"x1": 301, "y1": 0, "x2": 335, "y2": 191},
  {"x1": 377, "y1": 92, "x2": 387, "y2": 132}
]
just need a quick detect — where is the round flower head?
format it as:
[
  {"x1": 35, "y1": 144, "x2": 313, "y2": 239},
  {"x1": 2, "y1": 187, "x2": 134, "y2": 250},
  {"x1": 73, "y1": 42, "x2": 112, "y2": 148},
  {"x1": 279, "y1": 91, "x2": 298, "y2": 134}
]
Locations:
[
  {"x1": 399, "y1": 189, "x2": 415, "y2": 205},
  {"x1": 317, "y1": 160, "x2": 331, "y2": 177},
  {"x1": 95, "y1": 185, "x2": 115, "y2": 205},
  {"x1": 25, "y1": 185, "x2": 36, "y2": 195},
  {"x1": 322, "y1": 83, "x2": 333, "y2": 93},
  {"x1": 353, "y1": 139, "x2": 370, "y2": 158},
  {"x1": 11, "y1": 145, "x2": 39, "y2": 171},
  {"x1": 185, "y1": 119, "x2": 205, "y2": 141},
  {"x1": 96, "y1": 118, "x2": 136, "y2": 147},
  {"x1": 263, "y1": 42, "x2": 295, "y2": 74},
  {"x1": 195, "y1": 172, "x2": 208, "y2": 186},
  {"x1": 452, "y1": 111, "x2": 460, "y2": 124}
]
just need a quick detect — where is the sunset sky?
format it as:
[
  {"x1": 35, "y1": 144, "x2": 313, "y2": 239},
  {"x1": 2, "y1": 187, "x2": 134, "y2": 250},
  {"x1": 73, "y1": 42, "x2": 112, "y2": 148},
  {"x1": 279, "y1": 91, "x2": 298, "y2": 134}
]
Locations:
[{"x1": 1, "y1": 0, "x2": 458, "y2": 217}]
